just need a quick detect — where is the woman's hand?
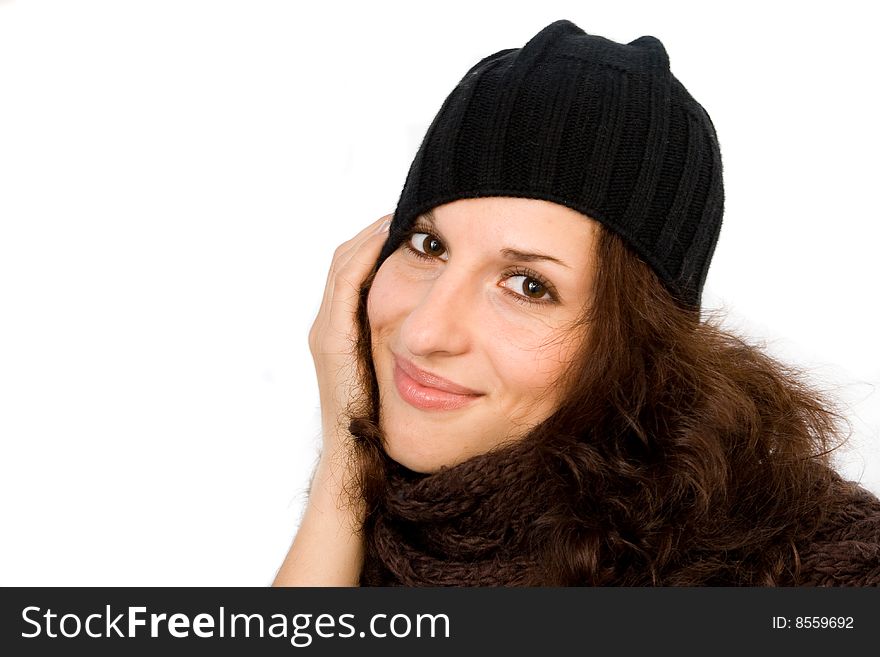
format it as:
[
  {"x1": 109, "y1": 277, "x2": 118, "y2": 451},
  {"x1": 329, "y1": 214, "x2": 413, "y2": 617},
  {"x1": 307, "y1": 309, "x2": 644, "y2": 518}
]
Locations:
[
  {"x1": 272, "y1": 213, "x2": 391, "y2": 587},
  {"x1": 309, "y1": 213, "x2": 391, "y2": 459}
]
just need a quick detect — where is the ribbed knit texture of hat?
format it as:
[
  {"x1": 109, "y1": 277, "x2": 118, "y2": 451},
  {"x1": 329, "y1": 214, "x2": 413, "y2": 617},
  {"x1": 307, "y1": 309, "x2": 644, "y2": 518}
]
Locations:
[{"x1": 375, "y1": 19, "x2": 724, "y2": 309}]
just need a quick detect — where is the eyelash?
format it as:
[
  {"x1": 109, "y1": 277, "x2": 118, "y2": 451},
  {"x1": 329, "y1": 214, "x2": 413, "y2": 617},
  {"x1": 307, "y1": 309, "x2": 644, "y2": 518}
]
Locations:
[{"x1": 400, "y1": 224, "x2": 560, "y2": 307}]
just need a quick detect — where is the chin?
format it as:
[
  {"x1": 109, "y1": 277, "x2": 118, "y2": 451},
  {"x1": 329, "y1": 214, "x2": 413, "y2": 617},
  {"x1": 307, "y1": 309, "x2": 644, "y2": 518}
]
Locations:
[
  {"x1": 380, "y1": 426, "x2": 454, "y2": 475},
  {"x1": 382, "y1": 436, "x2": 437, "y2": 474}
]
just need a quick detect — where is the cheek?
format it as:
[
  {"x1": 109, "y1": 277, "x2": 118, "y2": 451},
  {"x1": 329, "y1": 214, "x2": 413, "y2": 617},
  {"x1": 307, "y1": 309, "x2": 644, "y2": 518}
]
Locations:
[
  {"x1": 366, "y1": 267, "x2": 392, "y2": 330},
  {"x1": 367, "y1": 260, "x2": 414, "y2": 335},
  {"x1": 497, "y1": 327, "x2": 580, "y2": 396}
]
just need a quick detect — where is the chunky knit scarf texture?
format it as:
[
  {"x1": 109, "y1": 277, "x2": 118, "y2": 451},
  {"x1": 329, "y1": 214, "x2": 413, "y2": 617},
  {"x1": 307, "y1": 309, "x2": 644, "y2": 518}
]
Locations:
[
  {"x1": 358, "y1": 442, "x2": 880, "y2": 587},
  {"x1": 359, "y1": 443, "x2": 550, "y2": 587}
]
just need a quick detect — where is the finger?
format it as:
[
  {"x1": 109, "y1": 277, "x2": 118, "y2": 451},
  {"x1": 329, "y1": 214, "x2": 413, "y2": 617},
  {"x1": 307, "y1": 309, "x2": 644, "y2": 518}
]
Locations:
[
  {"x1": 324, "y1": 215, "x2": 390, "y2": 292},
  {"x1": 318, "y1": 214, "x2": 392, "y2": 326},
  {"x1": 331, "y1": 216, "x2": 392, "y2": 287},
  {"x1": 333, "y1": 224, "x2": 393, "y2": 309},
  {"x1": 333, "y1": 213, "x2": 393, "y2": 263},
  {"x1": 338, "y1": 213, "x2": 393, "y2": 255}
]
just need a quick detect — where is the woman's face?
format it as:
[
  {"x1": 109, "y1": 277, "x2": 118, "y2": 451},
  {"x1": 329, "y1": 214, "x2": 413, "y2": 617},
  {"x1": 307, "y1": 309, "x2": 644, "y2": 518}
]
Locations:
[{"x1": 367, "y1": 196, "x2": 598, "y2": 473}]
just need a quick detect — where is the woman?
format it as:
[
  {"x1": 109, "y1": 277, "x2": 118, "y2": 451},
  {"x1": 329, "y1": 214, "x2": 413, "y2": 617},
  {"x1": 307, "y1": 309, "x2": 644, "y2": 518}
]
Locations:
[{"x1": 274, "y1": 20, "x2": 880, "y2": 586}]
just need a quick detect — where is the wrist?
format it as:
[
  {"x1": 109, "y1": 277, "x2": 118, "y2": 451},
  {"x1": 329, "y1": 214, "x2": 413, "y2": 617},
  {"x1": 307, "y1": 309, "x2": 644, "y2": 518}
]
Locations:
[{"x1": 311, "y1": 446, "x2": 364, "y2": 520}]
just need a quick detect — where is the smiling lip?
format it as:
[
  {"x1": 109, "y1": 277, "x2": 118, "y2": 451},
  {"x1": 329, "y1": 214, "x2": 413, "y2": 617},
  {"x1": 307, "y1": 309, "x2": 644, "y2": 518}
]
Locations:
[{"x1": 393, "y1": 356, "x2": 484, "y2": 411}]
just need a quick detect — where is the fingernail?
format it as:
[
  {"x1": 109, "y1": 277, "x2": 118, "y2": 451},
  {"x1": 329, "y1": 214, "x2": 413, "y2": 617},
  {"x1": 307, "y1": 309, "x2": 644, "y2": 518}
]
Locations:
[{"x1": 374, "y1": 219, "x2": 391, "y2": 235}]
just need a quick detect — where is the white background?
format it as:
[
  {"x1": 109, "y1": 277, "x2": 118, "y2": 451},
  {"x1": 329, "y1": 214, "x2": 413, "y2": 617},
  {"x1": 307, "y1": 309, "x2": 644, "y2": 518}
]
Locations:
[{"x1": 1, "y1": 0, "x2": 877, "y2": 586}]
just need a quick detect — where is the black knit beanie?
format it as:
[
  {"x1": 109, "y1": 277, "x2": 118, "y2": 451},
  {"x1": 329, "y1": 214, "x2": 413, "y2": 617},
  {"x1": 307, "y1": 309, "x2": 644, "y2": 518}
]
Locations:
[{"x1": 374, "y1": 19, "x2": 724, "y2": 310}]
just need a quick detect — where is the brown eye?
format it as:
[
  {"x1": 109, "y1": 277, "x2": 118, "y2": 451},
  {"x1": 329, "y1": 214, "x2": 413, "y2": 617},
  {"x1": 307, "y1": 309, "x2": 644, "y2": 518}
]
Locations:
[
  {"x1": 522, "y1": 278, "x2": 546, "y2": 299},
  {"x1": 407, "y1": 232, "x2": 448, "y2": 260},
  {"x1": 506, "y1": 275, "x2": 549, "y2": 301},
  {"x1": 421, "y1": 235, "x2": 445, "y2": 257}
]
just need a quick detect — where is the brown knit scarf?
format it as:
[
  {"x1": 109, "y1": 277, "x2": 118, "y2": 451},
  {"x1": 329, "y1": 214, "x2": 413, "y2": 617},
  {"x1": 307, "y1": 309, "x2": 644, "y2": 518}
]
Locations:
[
  {"x1": 792, "y1": 478, "x2": 880, "y2": 586},
  {"x1": 358, "y1": 437, "x2": 553, "y2": 586},
  {"x1": 357, "y1": 435, "x2": 880, "y2": 586}
]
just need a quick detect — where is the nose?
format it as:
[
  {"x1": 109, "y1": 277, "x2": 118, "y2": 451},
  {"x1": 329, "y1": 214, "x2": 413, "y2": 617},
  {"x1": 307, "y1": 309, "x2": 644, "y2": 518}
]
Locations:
[{"x1": 399, "y1": 265, "x2": 475, "y2": 358}]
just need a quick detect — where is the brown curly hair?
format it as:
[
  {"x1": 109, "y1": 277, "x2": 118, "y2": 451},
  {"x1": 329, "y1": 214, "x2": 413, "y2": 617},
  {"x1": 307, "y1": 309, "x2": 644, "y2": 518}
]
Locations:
[{"x1": 340, "y1": 217, "x2": 853, "y2": 586}]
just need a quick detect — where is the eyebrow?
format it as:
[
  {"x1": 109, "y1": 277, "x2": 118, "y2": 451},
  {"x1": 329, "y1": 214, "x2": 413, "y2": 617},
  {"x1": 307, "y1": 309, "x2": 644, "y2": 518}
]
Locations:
[{"x1": 418, "y1": 209, "x2": 572, "y2": 269}]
